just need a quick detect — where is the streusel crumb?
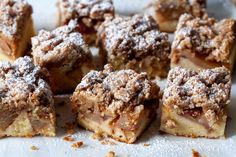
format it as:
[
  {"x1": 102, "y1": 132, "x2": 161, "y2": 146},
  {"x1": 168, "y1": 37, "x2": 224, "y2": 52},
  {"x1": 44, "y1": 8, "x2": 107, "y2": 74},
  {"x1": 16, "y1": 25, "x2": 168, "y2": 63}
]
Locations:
[
  {"x1": 172, "y1": 14, "x2": 236, "y2": 63},
  {"x1": 0, "y1": 56, "x2": 53, "y2": 110},
  {"x1": 75, "y1": 64, "x2": 160, "y2": 115},
  {"x1": 58, "y1": 0, "x2": 114, "y2": 25},
  {"x1": 97, "y1": 15, "x2": 170, "y2": 61},
  {"x1": 31, "y1": 20, "x2": 91, "y2": 67},
  {"x1": 0, "y1": 0, "x2": 32, "y2": 40}
]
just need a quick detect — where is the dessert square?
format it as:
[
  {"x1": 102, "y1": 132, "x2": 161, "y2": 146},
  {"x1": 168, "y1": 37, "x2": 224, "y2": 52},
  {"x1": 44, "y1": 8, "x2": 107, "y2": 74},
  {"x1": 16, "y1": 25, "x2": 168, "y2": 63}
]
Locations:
[
  {"x1": 171, "y1": 14, "x2": 236, "y2": 72},
  {"x1": 71, "y1": 65, "x2": 160, "y2": 143},
  {"x1": 160, "y1": 67, "x2": 231, "y2": 138},
  {"x1": 0, "y1": 57, "x2": 55, "y2": 137},
  {"x1": 153, "y1": 0, "x2": 207, "y2": 32},
  {"x1": 0, "y1": 0, "x2": 35, "y2": 61},
  {"x1": 32, "y1": 20, "x2": 94, "y2": 94},
  {"x1": 57, "y1": 0, "x2": 115, "y2": 44},
  {"x1": 97, "y1": 15, "x2": 171, "y2": 79}
]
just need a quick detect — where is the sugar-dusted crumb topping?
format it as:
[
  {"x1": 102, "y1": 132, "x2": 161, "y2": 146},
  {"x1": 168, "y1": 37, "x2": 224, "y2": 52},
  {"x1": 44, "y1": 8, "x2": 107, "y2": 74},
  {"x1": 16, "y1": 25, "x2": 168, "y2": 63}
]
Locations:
[
  {"x1": 32, "y1": 20, "x2": 92, "y2": 67},
  {"x1": 0, "y1": 0, "x2": 32, "y2": 40},
  {"x1": 58, "y1": 0, "x2": 114, "y2": 23},
  {"x1": 97, "y1": 15, "x2": 170, "y2": 61},
  {"x1": 172, "y1": 14, "x2": 236, "y2": 63},
  {"x1": 163, "y1": 66, "x2": 231, "y2": 124},
  {"x1": 0, "y1": 56, "x2": 53, "y2": 110},
  {"x1": 73, "y1": 64, "x2": 160, "y2": 115}
]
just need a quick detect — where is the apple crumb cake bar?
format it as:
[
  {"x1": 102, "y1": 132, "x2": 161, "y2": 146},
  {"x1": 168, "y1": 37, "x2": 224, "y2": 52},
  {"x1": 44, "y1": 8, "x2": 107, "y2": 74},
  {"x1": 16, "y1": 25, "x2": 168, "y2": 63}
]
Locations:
[
  {"x1": 0, "y1": 0, "x2": 35, "y2": 61},
  {"x1": 0, "y1": 56, "x2": 55, "y2": 137},
  {"x1": 171, "y1": 14, "x2": 236, "y2": 72},
  {"x1": 160, "y1": 66, "x2": 231, "y2": 138},
  {"x1": 71, "y1": 64, "x2": 160, "y2": 143},
  {"x1": 153, "y1": 0, "x2": 207, "y2": 32},
  {"x1": 97, "y1": 15, "x2": 171, "y2": 79},
  {"x1": 57, "y1": 0, "x2": 115, "y2": 44},
  {"x1": 31, "y1": 20, "x2": 94, "y2": 94}
]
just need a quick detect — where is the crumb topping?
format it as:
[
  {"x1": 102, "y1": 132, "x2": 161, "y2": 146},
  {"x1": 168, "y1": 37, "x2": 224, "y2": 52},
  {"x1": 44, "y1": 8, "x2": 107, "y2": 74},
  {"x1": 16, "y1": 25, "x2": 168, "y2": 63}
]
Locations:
[
  {"x1": 163, "y1": 66, "x2": 231, "y2": 124},
  {"x1": 58, "y1": 0, "x2": 114, "y2": 23},
  {"x1": 0, "y1": 0, "x2": 32, "y2": 40},
  {"x1": 0, "y1": 57, "x2": 53, "y2": 110},
  {"x1": 74, "y1": 64, "x2": 159, "y2": 115},
  {"x1": 172, "y1": 14, "x2": 236, "y2": 63},
  {"x1": 155, "y1": 0, "x2": 207, "y2": 20},
  {"x1": 32, "y1": 20, "x2": 92, "y2": 67},
  {"x1": 97, "y1": 15, "x2": 170, "y2": 61}
]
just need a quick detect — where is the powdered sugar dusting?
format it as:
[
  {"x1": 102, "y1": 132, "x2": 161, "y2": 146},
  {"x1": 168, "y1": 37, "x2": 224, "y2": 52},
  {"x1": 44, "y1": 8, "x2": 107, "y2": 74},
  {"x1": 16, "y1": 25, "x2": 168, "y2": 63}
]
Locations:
[
  {"x1": 0, "y1": 0, "x2": 32, "y2": 39},
  {"x1": 58, "y1": 0, "x2": 114, "y2": 23},
  {"x1": 31, "y1": 20, "x2": 91, "y2": 67},
  {"x1": 172, "y1": 14, "x2": 236, "y2": 63},
  {"x1": 163, "y1": 66, "x2": 231, "y2": 123},
  {"x1": 0, "y1": 56, "x2": 53, "y2": 109},
  {"x1": 97, "y1": 15, "x2": 170, "y2": 61},
  {"x1": 74, "y1": 64, "x2": 159, "y2": 114}
]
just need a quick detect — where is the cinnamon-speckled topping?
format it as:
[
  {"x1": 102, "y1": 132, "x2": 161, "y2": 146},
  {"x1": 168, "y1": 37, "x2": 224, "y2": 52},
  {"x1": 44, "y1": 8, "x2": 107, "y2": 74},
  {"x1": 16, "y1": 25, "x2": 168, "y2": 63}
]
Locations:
[
  {"x1": 97, "y1": 15, "x2": 171, "y2": 61},
  {"x1": 58, "y1": 0, "x2": 114, "y2": 25},
  {"x1": 154, "y1": 0, "x2": 207, "y2": 20},
  {"x1": 31, "y1": 20, "x2": 92, "y2": 68},
  {"x1": 0, "y1": 0, "x2": 32, "y2": 40},
  {"x1": 0, "y1": 56, "x2": 53, "y2": 110},
  {"x1": 163, "y1": 66, "x2": 231, "y2": 124},
  {"x1": 73, "y1": 64, "x2": 160, "y2": 115},
  {"x1": 172, "y1": 14, "x2": 236, "y2": 63}
]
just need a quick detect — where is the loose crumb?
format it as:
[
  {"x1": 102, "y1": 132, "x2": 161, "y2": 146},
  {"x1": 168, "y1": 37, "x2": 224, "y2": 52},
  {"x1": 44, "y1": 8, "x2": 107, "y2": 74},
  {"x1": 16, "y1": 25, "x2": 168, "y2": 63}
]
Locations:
[
  {"x1": 192, "y1": 149, "x2": 203, "y2": 157},
  {"x1": 30, "y1": 146, "x2": 39, "y2": 151},
  {"x1": 101, "y1": 139, "x2": 116, "y2": 145},
  {"x1": 63, "y1": 135, "x2": 75, "y2": 142},
  {"x1": 92, "y1": 132, "x2": 104, "y2": 141},
  {"x1": 71, "y1": 141, "x2": 83, "y2": 149},
  {"x1": 105, "y1": 151, "x2": 116, "y2": 157},
  {"x1": 64, "y1": 122, "x2": 76, "y2": 134},
  {"x1": 143, "y1": 143, "x2": 150, "y2": 147}
]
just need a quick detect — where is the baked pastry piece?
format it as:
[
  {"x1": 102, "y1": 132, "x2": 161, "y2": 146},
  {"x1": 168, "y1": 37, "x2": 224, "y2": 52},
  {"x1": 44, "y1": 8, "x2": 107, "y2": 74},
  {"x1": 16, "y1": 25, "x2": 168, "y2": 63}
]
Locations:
[
  {"x1": 71, "y1": 65, "x2": 160, "y2": 143},
  {"x1": 0, "y1": 0, "x2": 35, "y2": 61},
  {"x1": 160, "y1": 67, "x2": 231, "y2": 138},
  {"x1": 0, "y1": 57, "x2": 55, "y2": 137},
  {"x1": 232, "y1": 0, "x2": 236, "y2": 5},
  {"x1": 57, "y1": 0, "x2": 115, "y2": 44},
  {"x1": 97, "y1": 15, "x2": 171, "y2": 79},
  {"x1": 171, "y1": 14, "x2": 236, "y2": 72},
  {"x1": 153, "y1": 0, "x2": 207, "y2": 32},
  {"x1": 32, "y1": 20, "x2": 94, "y2": 94}
]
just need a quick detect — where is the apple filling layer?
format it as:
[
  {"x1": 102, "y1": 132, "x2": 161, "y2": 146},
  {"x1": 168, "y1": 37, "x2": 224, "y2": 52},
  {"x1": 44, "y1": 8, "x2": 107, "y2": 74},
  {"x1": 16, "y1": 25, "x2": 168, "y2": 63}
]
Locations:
[{"x1": 160, "y1": 106, "x2": 227, "y2": 138}]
